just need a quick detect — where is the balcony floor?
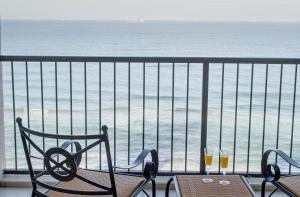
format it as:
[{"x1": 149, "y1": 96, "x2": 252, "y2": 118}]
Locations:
[{"x1": 0, "y1": 187, "x2": 287, "y2": 196}]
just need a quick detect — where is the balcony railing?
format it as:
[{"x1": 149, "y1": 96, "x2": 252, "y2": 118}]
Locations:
[{"x1": 1, "y1": 55, "x2": 300, "y2": 176}]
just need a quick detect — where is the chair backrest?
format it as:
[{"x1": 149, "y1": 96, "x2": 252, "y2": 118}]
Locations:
[{"x1": 16, "y1": 117, "x2": 117, "y2": 196}]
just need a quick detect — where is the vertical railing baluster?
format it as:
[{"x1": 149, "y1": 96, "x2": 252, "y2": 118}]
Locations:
[
  {"x1": 233, "y1": 63, "x2": 239, "y2": 174},
  {"x1": 184, "y1": 63, "x2": 190, "y2": 172},
  {"x1": 142, "y1": 62, "x2": 145, "y2": 151},
  {"x1": 84, "y1": 61, "x2": 87, "y2": 168},
  {"x1": 289, "y1": 64, "x2": 298, "y2": 174},
  {"x1": 128, "y1": 62, "x2": 131, "y2": 169},
  {"x1": 113, "y1": 62, "x2": 116, "y2": 169},
  {"x1": 25, "y1": 61, "x2": 30, "y2": 155},
  {"x1": 156, "y1": 63, "x2": 160, "y2": 155},
  {"x1": 70, "y1": 62, "x2": 73, "y2": 152},
  {"x1": 200, "y1": 62, "x2": 209, "y2": 174},
  {"x1": 247, "y1": 64, "x2": 254, "y2": 174},
  {"x1": 262, "y1": 64, "x2": 269, "y2": 156},
  {"x1": 171, "y1": 62, "x2": 175, "y2": 172},
  {"x1": 55, "y1": 61, "x2": 59, "y2": 163},
  {"x1": 219, "y1": 63, "x2": 225, "y2": 173},
  {"x1": 40, "y1": 61, "x2": 45, "y2": 169},
  {"x1": 275, "y1": 64, "x2": 283, "y2": 164},
  {"x1": 11, "y1": 61, "x2": 17, "y2": 170},
  {"x1": 99, "y1": 62, "x2": 102, "y2": 170}
]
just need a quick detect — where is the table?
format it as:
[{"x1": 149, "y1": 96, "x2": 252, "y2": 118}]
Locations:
[{"x1": 166, "y1": 175, "x2": 255, "y2": 197}]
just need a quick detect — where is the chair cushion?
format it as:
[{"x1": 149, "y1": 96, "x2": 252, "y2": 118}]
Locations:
[
  {"x1": 277, "y1": 175, "x2": 300, "y2": 196},
  {"x1": 46, "y1": 169, "x2": 145, "y2": 197}
]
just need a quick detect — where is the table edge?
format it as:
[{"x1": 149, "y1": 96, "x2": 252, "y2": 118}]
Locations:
[
  {"x1": 173, "y1": 175, "x2": 255, "y2": 197},
  {"x1": 240, "y1": 175, "x2": 256, "y2": 197},
  {"x1": 173, "y1": 176, "x2": 182, "y2": 197}
]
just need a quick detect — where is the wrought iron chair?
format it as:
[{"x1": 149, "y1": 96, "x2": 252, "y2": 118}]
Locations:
[
  {"x1": 16, "y1": 117, "x2": 158, "y2": 197},
  {"x1": 261, "y1": 149, "x2": 300, "y2": 197}
]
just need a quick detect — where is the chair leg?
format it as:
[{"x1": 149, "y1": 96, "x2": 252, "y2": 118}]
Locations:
[
  {"x1": 151, "y1": 180, "x2": 156, "y2": 197},
  {"x1": 261, "y1": 180, "x2": 267, "y2": 197},
  {"x1": 31, "y1": 190, "x2": 36, "y2": 197},
  {"x1": 165, "y1": 177, "x2": 174, "y2": 197}
]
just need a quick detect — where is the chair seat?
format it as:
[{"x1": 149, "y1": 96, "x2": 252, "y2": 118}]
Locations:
[
  {"x1": 46, "y1": 169, "x2": 145, "y2": 197},
  {"x1": 277, "y1": 175, "x2": 300, "y2": 196}
]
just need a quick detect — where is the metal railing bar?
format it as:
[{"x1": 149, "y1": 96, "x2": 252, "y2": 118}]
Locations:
[
  {"x1": 233, "y1": 63, "x2": 239, "y2": 174},
  {"x1": 99, "y1": 62, "x2": 102, "y2": 170},
  {"x1": 25, "y1": 61, "x2": 31, "y2": 155},
  {"x1": 55, "y1": 61, "x2": 59, "y2": 164},
  {"x1": 11, "y1": 61, "x2": 17, "y2": 170},
  {"x1": 289, "y1": 64, "x2": 298, "y2": 174},
  {"x1": 2, "y1": 169, "x2": 265, "y2": 177},
  {"x1": 40, "y1": 61, "x2": 45, "y2": 169},
  {"x1": 113, "y1": 61, "x2": 116, "y2": 170},
  {"x1": 142, "y1": 62, "x2": 145, "y2": 151},
  {"x1": 246, "y1": 64, "x2": 254, "y2": 174},
  {"x1": 184, "y1": 62, "x2": 190, "y2": 173},
  {"x1": 156, "y1": 63, "x2": 160, "y2": 155},
  {"x1": 25, "y1": 62, "x2": 31, "y2": 145},
  {"x1": 2, "y1": 56, "x2": 300, "y2": 64},
  {"x1": 128, "y1": 62, "x2": 131, "y2": 170},
  {"x1": 275, "y1": 64, "x2": 283, "y2": 164},
  {"x1": 69, "y1": 62, "x2": 73, "y2": 152},
  {"x1": 219, "y1": 63, "x2": 225, "y2": 173},
  {"x1": 262, "y1": 64, "x2": 269, "y2": 156},
  {"x1": 84, "y1": 61, "x2": 87, "y2": 168},
  {"x1": 171, "y1": 62, "x2": 175, "y2": 172},
  {"x1": 200, "y1": 62, "x2": 209, "y2": 174}
]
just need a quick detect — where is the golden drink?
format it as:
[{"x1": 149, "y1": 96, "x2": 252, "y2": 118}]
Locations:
[
  {"x1": 203, "y1": 150, "x2": 214, "y2": 182},
  {"x1": 205, "y1": 154, "x2": 213, "y2": 166},
  {"x1": 219, "y1": 150, "x2": 230, "y2": 185},
  {"x1": 220, "y1": 155, "x2": 229, "y2": 168}
]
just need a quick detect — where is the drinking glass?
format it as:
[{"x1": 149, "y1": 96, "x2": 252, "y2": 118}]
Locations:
[
  {"x1": 202, "y1": 148, "x2": 214, "y2": 182},
  {"x1": 219, "y1": 150, "x2": 230, "y2": 185}
]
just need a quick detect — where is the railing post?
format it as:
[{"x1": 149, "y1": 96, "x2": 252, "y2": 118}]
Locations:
[
  {"x1": 0, "y1": 17, "x2": 5, "y2": 177},
  {"x1": 200, "y1": 61, "x2": 209, "y2": 174}
]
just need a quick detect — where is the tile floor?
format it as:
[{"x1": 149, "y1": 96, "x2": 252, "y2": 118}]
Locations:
[{"x1": 0, "y1": 187, "x2": 288, "y2": 196}]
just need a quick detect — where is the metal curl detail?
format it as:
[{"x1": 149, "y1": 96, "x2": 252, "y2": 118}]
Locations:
[
  {"x1": 261, "y1": 149, "x2": 300, "y2": 182},
  {"x1": 44, "y1": 147, "x2": 77, "y2": 182},
  {"x1": 265, "y1": 164, "x2": 280, "y2": 181},
  {"x1": 144, "y1": 161, "x2": 156, "y2": 179}
]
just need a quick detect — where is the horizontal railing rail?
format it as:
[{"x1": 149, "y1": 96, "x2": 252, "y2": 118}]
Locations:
[
  {"x1": 2, "y1": 55, "x2": 300, "y2": 64},
  {"x1": 1, "y1": 55, "x2": 300, "y2": 176}
]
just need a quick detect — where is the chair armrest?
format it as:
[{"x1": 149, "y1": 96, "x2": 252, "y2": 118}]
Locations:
[
  {"x1": 60, "y1": 140, "x2": 81, "y2": 151},
  {"x1": 114, "y1": 149, "x2": 159, "y2": 179},
  {"x1": 60, "y1": 140, "x2": 82, "y2": 167},
  {"x1": 261, "y1": 149, "x2": 300, "y2": 181}
]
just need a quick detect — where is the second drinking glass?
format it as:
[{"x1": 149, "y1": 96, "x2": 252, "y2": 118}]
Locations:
[{"x1": 219, "y1": 150, "x2": 230, "y2": 185}]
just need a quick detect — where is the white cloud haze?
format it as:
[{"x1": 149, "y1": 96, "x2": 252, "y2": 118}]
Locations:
[{"x1": 0, "y1": 0, "x2": 300, "y2": 21}]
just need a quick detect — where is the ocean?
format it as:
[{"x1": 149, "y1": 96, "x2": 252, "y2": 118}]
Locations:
[{"x1": 1, "y1": 20, "x2": 300, "y2": 173}]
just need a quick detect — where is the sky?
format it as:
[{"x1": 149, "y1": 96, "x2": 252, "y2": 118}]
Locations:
[{"x1": 0, "y1": 0, "x2": 300, "y2": 22}]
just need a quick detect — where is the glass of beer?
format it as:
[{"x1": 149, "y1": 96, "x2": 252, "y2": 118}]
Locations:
[
  {"x1": 219, "y1": 150, "x2": 230, "y2": 185},
  {"x1": 202, "y1": 148, "x2": 214, "y2": 182}
]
